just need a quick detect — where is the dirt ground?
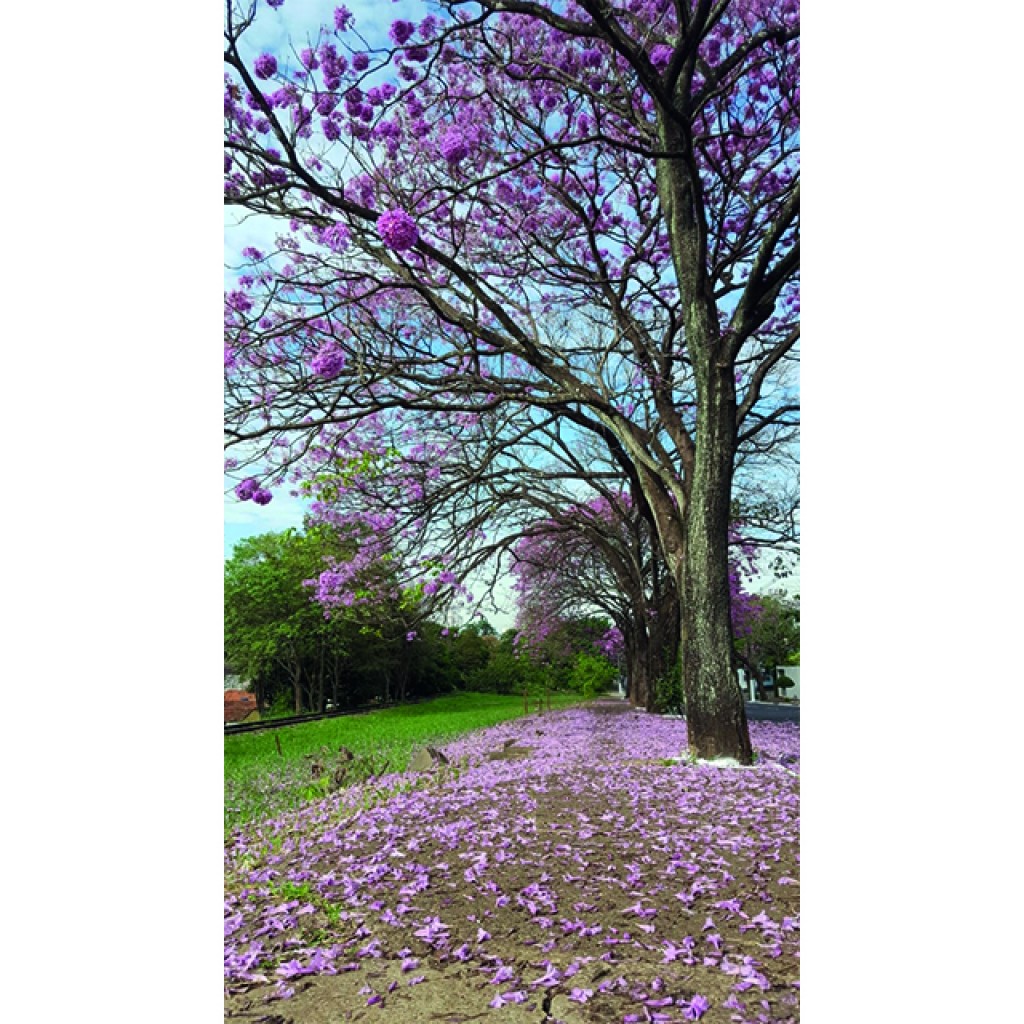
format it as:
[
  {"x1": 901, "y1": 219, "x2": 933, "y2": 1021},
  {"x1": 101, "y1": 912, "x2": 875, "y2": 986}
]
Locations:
[{"x1": 225, "y1": 701, "x2": 799, "y2": 1023}]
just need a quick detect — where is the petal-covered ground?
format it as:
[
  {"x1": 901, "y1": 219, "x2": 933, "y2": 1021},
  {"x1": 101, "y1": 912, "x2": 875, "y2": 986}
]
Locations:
[{"x1": 225, "y1": 701, "x2": 799, "y2": 1023}]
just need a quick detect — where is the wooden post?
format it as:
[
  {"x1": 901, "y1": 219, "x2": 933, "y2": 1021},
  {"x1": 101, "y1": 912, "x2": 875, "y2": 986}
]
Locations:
[
  {"x1": 274, "y1": 733, "x2": 283, "y2": 758},
  {"x1": 524, "y1": 686, "x2": 529, "y2": 715}
]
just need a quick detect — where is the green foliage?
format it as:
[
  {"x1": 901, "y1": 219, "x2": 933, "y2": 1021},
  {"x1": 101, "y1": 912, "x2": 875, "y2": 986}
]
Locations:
[
  {"x1": 477, "y1": 644, "x2": 527, "y2": 694},
  {"x1": 224, "y1": 524, "x2": 433, "y2": 712},
  {"x1": 567, "y1": 653, "x2": 617, "y2": 699},
  {"x1": 652, "y1": 659, "x2": 685, "y2": 715},
  {"x1": 740, "y1": 594, "x2": 800, "y2": 672},
  {"x1": 266, "y1": 690, "x2": 295, "y2": 718}
]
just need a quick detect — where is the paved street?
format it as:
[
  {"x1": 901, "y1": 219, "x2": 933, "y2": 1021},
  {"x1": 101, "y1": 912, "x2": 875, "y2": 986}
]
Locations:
[{"x1": 745, "y1": 700, "x2": 800, "y2": 722}]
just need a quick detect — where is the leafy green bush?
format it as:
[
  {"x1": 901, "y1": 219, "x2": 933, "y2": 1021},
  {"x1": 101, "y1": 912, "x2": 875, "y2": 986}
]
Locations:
[
  {"x1": 652, "y1": 661, "x2": 684, "y2": 714},
  {"x1": 568, "y1": 653, "x2": 617, "y2": 699},
  {"x1": 266, "y1": 690, "x2": 295, "y2": 718}
]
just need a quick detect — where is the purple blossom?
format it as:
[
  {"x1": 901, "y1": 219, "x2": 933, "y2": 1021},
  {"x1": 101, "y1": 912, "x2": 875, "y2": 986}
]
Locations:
[
  {"x1": 333, "y1": 5, "x2": 352, "y2": 31},
  {"x1": 683, "y1": 994, "x2": 711, "y2": 1020},
  {"x1": 252, "y1": 488, "x2": 274, "y2": 505},
  {"x1": 377, "y1": 208, "x2": 419, "y2": 251},
  {"x1": 226, "y1": 290, "x2": 252, "y2": 313},
  {"x1": 234, "y1": 478, "x2": 259, "y2": 501},
  {"x1": 321, "y1": 223, "x2": 350, "y2": 251},
  {"x1": 439, "y1": 128, "x2": 470, "y2": 164},
  {"x1": 254, "y1": 53, "x2": 278, "y2": 80},
  {"x1": 389, "y1": 20, "x2": 415, "y2": 46},
  {"x1": 315, "y1": 92, "x2": 339, "y2": 115},
  {"x1": 650, "y1": 44, "x2": 674, "y2": 71},
  {"x1": 310, "y1": 343, "x2": 346, "y2": 378},
  {"x1": 352, "y1": 52, "x2": 369, "y2": 71},
  {"x1": 275, "y1": 959, "x2": 307, "y2": 978}
]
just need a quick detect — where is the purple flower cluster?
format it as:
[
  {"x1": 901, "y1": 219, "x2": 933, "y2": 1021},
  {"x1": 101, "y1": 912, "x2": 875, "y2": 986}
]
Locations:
[
  {"x1": 309, "y1": 343, "x2": 346, "y2": 379},
  {"x1": 332, "y1": 5, "x2": 352, "y2": 31},
  {"x1": 389, "y1": 19, "x2": 415, "y2": 46},
  {"x1": 376, "y1": 208, "x2": 419, "y2": 251},
  {"x1": 253, "y1": 53, "x2": 278, "y2": 80},
  {"x1": 234, "y1": 478, "x2": 273, "y2": 505},
  {"x1": 650, "y1": 43, "x2": 674, "y2": 71},
  {"x1": 320, "y1": 222, "x2": 349, "y2": 251},
  {"x1": 439, "y1": 127, "x2": 470, "y2": 165},
  {"x1": 233, "y1": 478, "x2": 259, "y2": 501}
]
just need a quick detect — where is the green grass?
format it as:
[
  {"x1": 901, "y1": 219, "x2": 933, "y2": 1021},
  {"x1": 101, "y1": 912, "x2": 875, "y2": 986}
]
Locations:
[{"x1": 224, "y1": 691, "x2": 583, "y2": 833}]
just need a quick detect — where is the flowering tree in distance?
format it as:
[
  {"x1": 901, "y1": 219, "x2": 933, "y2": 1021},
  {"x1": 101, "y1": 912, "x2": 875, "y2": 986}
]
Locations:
[
  {"x1": 510, "y1": 491, "x2": 677, "y2": 709},
  {"x1": 225, "y1": 0, "x2": 799, "y2": 761},
  {"x1": 511, "y1": 492, "x2": 761, "y2": 709}
]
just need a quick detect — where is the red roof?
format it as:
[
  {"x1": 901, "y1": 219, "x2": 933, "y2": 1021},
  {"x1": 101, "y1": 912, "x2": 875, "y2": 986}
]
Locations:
[{"x1": 224, "y1": 690, "x2": 259, "y2": 723}]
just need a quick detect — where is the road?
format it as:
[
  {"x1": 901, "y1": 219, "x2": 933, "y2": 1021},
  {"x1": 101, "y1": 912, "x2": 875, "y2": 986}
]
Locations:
[{"x1": 744, "y1": 700, "x2": 800, "y2": 722}]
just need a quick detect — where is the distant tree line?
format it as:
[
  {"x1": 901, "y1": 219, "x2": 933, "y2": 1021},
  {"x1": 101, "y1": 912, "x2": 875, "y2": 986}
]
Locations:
[{"x1": 224, "y1": 525, "x2": 620, "y2": 715}]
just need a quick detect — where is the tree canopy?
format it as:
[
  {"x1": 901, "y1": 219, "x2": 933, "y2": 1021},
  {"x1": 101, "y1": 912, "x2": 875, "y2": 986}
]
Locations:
[{"x1": 224, "y1": 0, "x2": 799, "y2": 760}]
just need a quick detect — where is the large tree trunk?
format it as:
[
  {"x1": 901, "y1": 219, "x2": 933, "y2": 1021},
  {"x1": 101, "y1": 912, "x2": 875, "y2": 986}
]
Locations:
[
  {"x1": 680, "y1": 369, "x2": 752, "y2": 763},
  {"x1": 653, "y1": 108, "x2": 754, "y2": 764}
]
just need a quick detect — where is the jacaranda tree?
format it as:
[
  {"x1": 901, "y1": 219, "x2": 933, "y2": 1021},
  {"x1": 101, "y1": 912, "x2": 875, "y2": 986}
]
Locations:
[{"x1": 225, "y1": 0, "x2": 799, "y2": 761}]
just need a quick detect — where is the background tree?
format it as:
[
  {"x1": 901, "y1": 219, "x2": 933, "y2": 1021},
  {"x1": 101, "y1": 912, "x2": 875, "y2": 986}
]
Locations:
[
  {"x1": 224, "y1": 524, "x2": 429, "y2": 712},
  {"x1": 735, "y1": 592, "x2": 799, "y2": 681}
]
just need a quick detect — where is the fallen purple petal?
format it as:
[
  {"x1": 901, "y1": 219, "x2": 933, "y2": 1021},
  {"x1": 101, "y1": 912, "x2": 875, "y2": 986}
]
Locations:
[{"x1": 224, "y1": 705, "x2": 799, "y2": 1019}]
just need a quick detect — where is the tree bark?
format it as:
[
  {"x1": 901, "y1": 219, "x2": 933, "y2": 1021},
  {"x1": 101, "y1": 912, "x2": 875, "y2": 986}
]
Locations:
[
  {"x1": 680, "y1": 367, "x2": 752, "y2": 762},
  {"x1": 625, "y1": 634, "x2": 650, "y2": 709}
]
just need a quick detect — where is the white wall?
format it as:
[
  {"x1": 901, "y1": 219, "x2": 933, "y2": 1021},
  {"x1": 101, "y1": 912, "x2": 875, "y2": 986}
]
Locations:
[{"x1": 738, "y1": 666, "x2": 800, "y2": 701}]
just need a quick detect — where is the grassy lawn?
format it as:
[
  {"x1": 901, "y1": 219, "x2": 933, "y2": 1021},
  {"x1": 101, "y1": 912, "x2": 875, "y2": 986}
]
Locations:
[{"x1": 224, "y1": 690, "x2": 584, "y2": 832}]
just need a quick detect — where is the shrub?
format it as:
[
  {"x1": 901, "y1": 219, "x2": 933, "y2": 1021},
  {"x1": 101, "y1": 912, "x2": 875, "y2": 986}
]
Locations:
[
  {"x1": 267, "y1": 690, "x2": 295, "y2": 718},
  {"x1": 568, "y1": 653, "x2": 617, "y2": 699},
  {"x1": 652, "y1": 661, "x2": 684, "y2": 715}
]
